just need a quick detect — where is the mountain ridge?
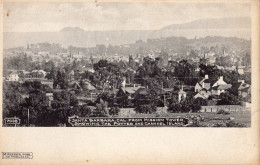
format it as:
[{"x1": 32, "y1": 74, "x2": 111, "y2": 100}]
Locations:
[
  {"x1": 4, "y1": 17, "x2": 251, "y2": 49},
  {"x1": 161, "y1": 17, "x2": 250, "y2": 30},
  {"x1": 60, "y1": 27, "x2": 85, "y2": 32}
]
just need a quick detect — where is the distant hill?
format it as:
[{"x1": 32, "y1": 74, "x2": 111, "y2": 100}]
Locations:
[
  {"x1": 161, "y1": 17, "x2": 251, "y2": 30},
  {"x1": 4, "y1": 17, "x2": 251, "y2": 49},
  {"x1": 60, "y1": 27, "x2": 85, "y2": 32}
]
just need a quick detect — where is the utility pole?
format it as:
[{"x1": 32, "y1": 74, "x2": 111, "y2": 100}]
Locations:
[
  {"x1": 163, "y1": 94, "x2": 166, "y2": 108},
  {"x1": 27, "y1": 108, "x2": 30, "y2": 127},
  {"x1": 14, "y1": 116, "x2": 17, "y2": 127}
]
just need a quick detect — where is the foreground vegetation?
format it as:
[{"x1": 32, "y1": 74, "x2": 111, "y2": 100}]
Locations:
[{"x1": 130, "y1": 111, "x2": 251, "y2": 127}]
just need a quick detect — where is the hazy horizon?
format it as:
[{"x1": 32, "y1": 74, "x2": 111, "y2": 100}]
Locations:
[
  {"x1": 4, "y1": 2, "x2": 251, "y2": 32},
  {"x1": 3, "y1": 2, "x2": 252, "y2": 49}
]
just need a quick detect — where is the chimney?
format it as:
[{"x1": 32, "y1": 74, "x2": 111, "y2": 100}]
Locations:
[
  {"x1": 238, "y1": 80, "x2": 245, "y2": 84},
  {"x1": 219, "y1": 76, "x2": 223, "y2": 81},
  {"x1": 134, "y1": 84, "x2": 136, "y2": 88},
  {"x1": 205, "y1": 75, "x2": 209, "y2": 79}
]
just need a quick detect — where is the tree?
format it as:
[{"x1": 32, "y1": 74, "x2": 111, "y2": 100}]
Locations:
[
  {"x1": 168, "y1": 97, "x2": 206, "y2": 113},
  {"x1": 53, "y1": 70, "x2": 69, "y2": 89},
  {"x1": 93, "y1": 59, "x2": 109, "y2": 71},
  {"x1": 47, "y1": 67, "x2": 57, "y2": 80},
  {"x1": 168, "y1": 98, "x2": 182, "y2": 113},
  {"x1": 133, "y1": 88, "x2": 157, "y2": 114},
  {"x1": 191, "y1": 98, "x2": 207, "y2": 112},
  {"x1": 242, "y1": 52, "x2": 251, "y2": 66},
  {"x1": 44, "y1": 60, "x2": 55, "y2": 72},
  {"x1": 69, "y1": 105, "x2": 92, "y2": 117},
  {"x1": 199, "y1": 64, "x2": 217, "y2": 77},
  {"x1": 95, "y1": 100, "x2": 109, "y2": 117},
  {"x1": 81, "y1": 105, "x2": 92, "y2": 116},
  {"x1": 109, "y1": 107, "x2": 120, "y2": 115},
  {"x1": 174, "y1": 60, "x2": 197, "y2": 85},
  {"x1": 218, "y1": 92, "x2": 242, "y2": 105},
  {"x1": 134, "y1": 104, "x2": 156, "y2": 114}
]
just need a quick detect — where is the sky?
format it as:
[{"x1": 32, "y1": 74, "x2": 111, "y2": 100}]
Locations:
[{"x1": 3, "y1": 2, "x2": 251, "y2": 32}]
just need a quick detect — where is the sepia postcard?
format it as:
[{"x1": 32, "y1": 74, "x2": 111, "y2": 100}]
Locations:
[{"x1": 0, "y1": 0, "x2": 259, "y2": 164}]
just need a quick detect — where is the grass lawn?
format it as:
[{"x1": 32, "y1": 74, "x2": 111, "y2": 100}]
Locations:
[{"x1": 128, "y1": 111, "x2": 251, "y2": 127}]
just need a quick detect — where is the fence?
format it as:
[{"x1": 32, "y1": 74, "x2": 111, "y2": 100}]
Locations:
[{"x1": 200, "y1": 105, "x2": 250, "y2": 113}]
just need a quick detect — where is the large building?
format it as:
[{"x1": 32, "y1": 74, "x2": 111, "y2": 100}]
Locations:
[{"x1": 194, "y1": 75, "x2": 232, "y2": 98}]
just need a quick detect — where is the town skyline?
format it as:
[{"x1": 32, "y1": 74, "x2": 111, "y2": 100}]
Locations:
[{"x1": 2, "y1": 2, "x2": 252, "y2": 128}]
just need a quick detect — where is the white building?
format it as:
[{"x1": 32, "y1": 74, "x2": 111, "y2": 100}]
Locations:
[
  {"x1": 212, "y1": 76, "x2": 227, "y2": 87},
  {"x1": 194, "y1": 75, "x2": 232, "y2": 97},
  {"x1": 6, "y1": 72, "x2": 19, "y2": 81},
  {"x1": 237, "y1": 66, "x2": 244, "y2": 75}
]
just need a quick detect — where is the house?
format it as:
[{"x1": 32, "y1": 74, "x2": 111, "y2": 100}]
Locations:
[
  {"x1": 70, "y1": 81, "x2": 97, "y2": 93},
  {"x1": 225, "y1": 66, "x2": 236, "y2": 71},
  {"x1": 67, "y1": 70, "x2": 75, "y2": 80},
  {"x1": 199, "y1": 58, "x2": 209, "y2": 65},
  {"x1": 240, "y1": 86, "x2": 251, "y2": 98},
  {"x1": 46, "y1": 93, "x2": 53, "y2": 100},
  {"x1": 237, "y1": 65, "x2": 244, "y2": 75},
  {"x1": 73, "y1": 54, "x2": 84, "y2": 59},
  {"x1": 56, "y1": 52, "x2": 69, "y2": 57},
  {"x1": 132, "y1": 87, "x2": 152, "y2": 104},
  {"x1": 116, "y1": 86, "x2": 142, "y2": 104},
  {"x1": 38, "y1": 51, "x2": 49, "y2": 57},
  {"x1": 75, "y1": 96, "x2": 93, "y2": 105},
  {"x1": 119, "y1": 108, "x2": 136, "y2": 116},
  {"x1": 71, "y1": 82, "x2": 82, "y2": 91},
  {"x1": 46, "y1": 93, "x2": 53, "y2": 107},
  {"x1": 167, "y1": 86, "x2": 188, "y2": 102},
  {"x1": 209, "y1": 76, "x2": 231, "y2": 96},
  {"x1": 31, "y1": 70, "x2": 47, "y2": 78},
  {"x1": 242, "y1": 102, "x2": 251, "y2": 108},
  {"x1": 194, "y1": 89, "x2": 211, "y2": 99},
  {"x1": 194, "y1": 75, "x2": 214, "y2": 92},
  {"x1": 194, "y1": 82, "x2": 203, "y2": 92},
  {"x1": 31, "y1": 54, "x2": 44, "y2": 62},
  {"x1": 80, "y1": 81, "x2": 97, "y2": 92},
  {"x1": 208, "y1": 56, "x2": 216, "y2": 64},
  {"x1": 194, "y1": 92, "x2": 208, "y2": 99},
  {"x1": 216, "y1": 65, "x2": 225, "y2": 70},
  {"x1": 162, "y1": 88, "x2": 174, "y2": 95},
  {"x1": 231, "y1": 80, "x2": 250, "y2": 97},
  {"x1": 178, "y1": 88, "x2": 187, "y2": 102},
  {"x1": 41, "y1": 81, "x2": 54, "y2": 89},
  {"x1": 18, "y1": 93, "x2": 29, "y2": 104},
  {"x1": 237, "y1": 61, "x2": 244, "y2": 75},
  {"x1": 244, "y1": 66, "x2": 251, "y2": 73},
  {"x1": 19, "y1": 70, "x2": 31, "y2": 77},
  {"x1": 195, "y1": 67, "x2": 200, "y2": 73},
  {"x1": 211, "y1": 76, "x2": 227, "y2": 87},
  {"x1": 6, "y1": 71, "x2": 19, "y2": 81},
  {"x1": 211, "y1": 84, "x2": 232, "y2": 96},
  {"x1": 121, "y1": 77, "x2": 126, "y2": 87},
  {"x1": 195, "y1": 75, "x2": 231, "y2": 97},
  {"x1": 84, "y1": 67, "x2": 95, "y2": 73}
]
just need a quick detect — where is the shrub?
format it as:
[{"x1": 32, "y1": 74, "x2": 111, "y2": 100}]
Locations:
[
  {"x1": 226, "y1": 121, "x2": 246, "y2": 127},
  {"x1": 109, "y1": 107, "x2": 120, "y2": 115},
  {"x1": 217, "y1": 109, "x2": 230, "y2": 115},
  {"x1": 134, "y1": 104, "x2": 156, "y2": 114},
  {"x1": 213, "y1": 123, "x2": 227, "y2": 127}
]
